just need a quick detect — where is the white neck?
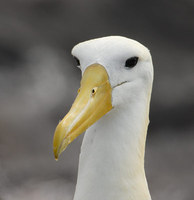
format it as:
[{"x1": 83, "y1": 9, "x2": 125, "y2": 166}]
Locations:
[{"x1": 73, "y1": 83, "x2": 152, "y2": 200}]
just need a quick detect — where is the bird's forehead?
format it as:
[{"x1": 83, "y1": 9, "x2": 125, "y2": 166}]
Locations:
[
  {"x1": 71, "y1": 36, "x2": 152, "y2": 86},
  {"x1": 72, "y1": 36, "x2": 150, "y2": 62}
]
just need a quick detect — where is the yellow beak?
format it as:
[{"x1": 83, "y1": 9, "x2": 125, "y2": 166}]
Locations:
[{"x1": 53, "y1": 64, "x2": 113, "y2": 160}]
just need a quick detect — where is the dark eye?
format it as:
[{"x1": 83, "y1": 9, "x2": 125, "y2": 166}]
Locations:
[
  {"x1": 125, "y1": 57, "x2": 138, "y2": 68},
  {"x1": 73, "y1": 56, "x2": 80, "y2": 66}
]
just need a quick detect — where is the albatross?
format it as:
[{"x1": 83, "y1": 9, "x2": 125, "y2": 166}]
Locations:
[{"x1": 53, "y1": 36, "x2": 153, "y2": 200}]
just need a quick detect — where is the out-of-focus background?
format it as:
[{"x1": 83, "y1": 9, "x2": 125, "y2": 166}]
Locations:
[{"x1": 0, "y1": 0, "x2": 193, "y2": 199}]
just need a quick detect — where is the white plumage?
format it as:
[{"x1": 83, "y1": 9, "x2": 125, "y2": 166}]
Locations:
[{"x1": 54, "y1": 36, "x2": 153, "y2": 200}]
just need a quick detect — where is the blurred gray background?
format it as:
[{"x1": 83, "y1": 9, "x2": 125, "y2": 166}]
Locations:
[{"x1": 0, "y1": 0, "x2": 194, "y2": 199}]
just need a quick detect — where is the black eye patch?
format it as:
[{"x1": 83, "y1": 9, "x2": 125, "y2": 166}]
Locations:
[
  {"x1": 125, "y1": 57, "x2": 138, "y2": 68},
  {"x1": 73, "y1": 56, "x2": 80, "y2": 66}
]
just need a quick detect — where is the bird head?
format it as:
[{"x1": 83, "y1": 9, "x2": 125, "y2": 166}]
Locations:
[{"x1": 53, "y1": 36, "x2": 153, "y2": 160}]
